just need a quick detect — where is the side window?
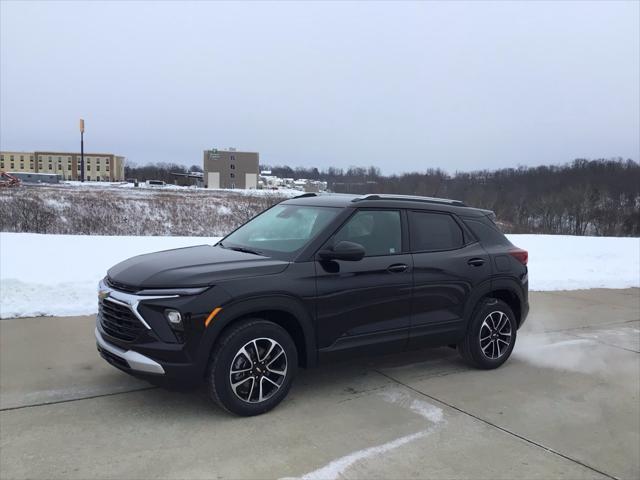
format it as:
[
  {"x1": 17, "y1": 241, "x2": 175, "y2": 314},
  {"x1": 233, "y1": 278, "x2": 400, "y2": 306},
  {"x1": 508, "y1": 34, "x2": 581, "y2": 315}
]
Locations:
[
  {"x1": 465, "y1": 219, "x2": 512, "y2": 247},
  {"x1": 332, "y1": 210, "x2": 401, "y2": 257},
  {"x1": 410, "y1": 211, "x2": 463, "y2": 252}
]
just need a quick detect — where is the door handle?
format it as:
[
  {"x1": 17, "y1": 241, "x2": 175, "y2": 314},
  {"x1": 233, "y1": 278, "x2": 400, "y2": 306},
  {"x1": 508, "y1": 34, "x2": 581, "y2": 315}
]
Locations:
[
  {"x1": 387, "y1": 263, "x2": 409, "y2": 273},
  {"x1": 467, "y1": 258, "x2": 485, "y2": 267}
]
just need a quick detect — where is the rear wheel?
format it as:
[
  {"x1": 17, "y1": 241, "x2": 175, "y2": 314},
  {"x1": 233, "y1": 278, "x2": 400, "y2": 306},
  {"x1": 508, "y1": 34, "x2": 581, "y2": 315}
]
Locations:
[
  {"x1": 458, "y1": 299, "x2": 517, "y2": 369},
  {"x1": 206, "y1": 319, "x2": 297, "y2": 416}
]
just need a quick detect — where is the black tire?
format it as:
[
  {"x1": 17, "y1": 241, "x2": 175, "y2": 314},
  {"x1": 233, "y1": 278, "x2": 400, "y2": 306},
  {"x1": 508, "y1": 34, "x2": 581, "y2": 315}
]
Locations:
[
  {"x1": 458, "y1": 298, "x2": 517, "y2": 369},
  {"x1": 206, "y1": 318, "x2": 297, "y2": 416}
]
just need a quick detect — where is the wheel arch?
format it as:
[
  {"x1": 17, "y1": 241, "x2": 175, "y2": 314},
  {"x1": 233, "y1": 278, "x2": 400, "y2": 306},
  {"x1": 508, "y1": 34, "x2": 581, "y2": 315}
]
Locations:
[
  {"x1": 198, "y1": 295, "x2": 317, "y2": 375},
  {"x1": 464, "y1": 277, "x2": 525, "y2": 332},
  {"x1": 488, "y1": 289, "x2": 522, "y2": 327}
]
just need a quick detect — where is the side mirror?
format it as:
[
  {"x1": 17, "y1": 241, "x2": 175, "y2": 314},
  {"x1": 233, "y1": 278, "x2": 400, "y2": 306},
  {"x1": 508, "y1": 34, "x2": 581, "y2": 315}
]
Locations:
[{"x1": 318, "y1": 241, "x2": 365, "y2": 262}]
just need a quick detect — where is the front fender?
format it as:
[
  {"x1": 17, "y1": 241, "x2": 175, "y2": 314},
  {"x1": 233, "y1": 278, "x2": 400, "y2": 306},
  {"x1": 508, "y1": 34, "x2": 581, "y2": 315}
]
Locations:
[{"x1": 194, "y1": 293, "x2": 317, "y2": 376}]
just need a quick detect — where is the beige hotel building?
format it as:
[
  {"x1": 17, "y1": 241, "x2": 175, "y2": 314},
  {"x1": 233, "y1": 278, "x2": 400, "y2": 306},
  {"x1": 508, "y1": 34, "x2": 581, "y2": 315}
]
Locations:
[{"x1": 0, "y1": 151, "x2": 125, "y2": 181}]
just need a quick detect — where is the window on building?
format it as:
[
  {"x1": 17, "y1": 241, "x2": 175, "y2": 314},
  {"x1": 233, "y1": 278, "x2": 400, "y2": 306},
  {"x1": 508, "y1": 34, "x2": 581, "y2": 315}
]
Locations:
[
  {"x1": 230, "y1": 164, "x2": 236, "y2": 170},
  {"x1": 10, "y1": 163, "x2": 14, "y2": 169},
  {"x1": 96, "y1": 165, "x2": 100, "y2": 171},
  {"x1": 20, "y1": 155, "x2": 24, "y2": 161},
  {"x1": 20, "y1": 164, "x2": 24, "y2": 169},
  {"x1": 48, "y1": 156, "x2": 52, "y2": 161},
  {"x1": 68, "y1": 165, "x2": 71, "y2": 171},
  {"x1": 106, "y1": 165, "x2": 110, "y2": 171},
  {"x1": 230, "y1": 155, "x2": 235, "y2": 161},
  {"x1": 30, "y1": 156, "x2": 34, "y2": 161},
  {"x1": 10, "y1": 155, "x2": 14, "y2": 161},
  {"x1": 0, "y1": 162, "x2": 4, "y2": 168},
  {"x1": 57, "y1": 156, "x2": 61, "y2": 161},
  {"x1": 230, "y1": 173, "x2": 235, "y2": 178}
]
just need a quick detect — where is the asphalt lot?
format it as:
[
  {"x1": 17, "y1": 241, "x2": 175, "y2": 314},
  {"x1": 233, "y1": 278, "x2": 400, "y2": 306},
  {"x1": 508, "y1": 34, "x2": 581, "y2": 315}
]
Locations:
[{"x1": 1, "y1": 289, "x2": 638, "y2": 480}]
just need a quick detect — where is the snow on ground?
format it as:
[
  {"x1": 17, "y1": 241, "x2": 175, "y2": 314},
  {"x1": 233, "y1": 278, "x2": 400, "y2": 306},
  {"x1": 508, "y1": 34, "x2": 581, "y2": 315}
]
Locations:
[
  {"x1": 59, "y1": 180, "x2": 302, "y2": 196},
  {"x1": 508, "y1": 234, "x2": 639, "y2": 291},
  {"x1": 1, "y1": 233, "x2": 638, "y2": 319},
  {"x1": 0, "y1": 234, "x2": 220, "y2": 319}
]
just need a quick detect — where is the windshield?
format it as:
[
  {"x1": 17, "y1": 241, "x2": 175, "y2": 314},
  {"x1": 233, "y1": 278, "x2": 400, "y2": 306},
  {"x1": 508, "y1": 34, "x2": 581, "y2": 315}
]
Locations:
[{"x1": 220, "y1": 204, "x2": 340, "y2": 257}]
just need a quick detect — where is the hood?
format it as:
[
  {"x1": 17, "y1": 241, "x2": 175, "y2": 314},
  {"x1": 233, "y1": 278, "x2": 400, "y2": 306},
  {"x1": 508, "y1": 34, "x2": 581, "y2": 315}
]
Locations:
[{"x1": 107, "y1": 245, "x2": 289, "y2": 288}]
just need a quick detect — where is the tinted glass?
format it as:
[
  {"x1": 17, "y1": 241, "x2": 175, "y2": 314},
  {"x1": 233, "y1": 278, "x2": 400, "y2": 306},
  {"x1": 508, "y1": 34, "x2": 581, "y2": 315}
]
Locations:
[
  {"x1": 223, "y1": 204, "x2": 340, "y2": 254},
  {"x1": 410, "y1": 211, "x2": 463, "y2": 251},
  {"x1": 332, "y1": 210, "x2": 402, "y2": 257},
  {"x1": 465, "y1": 218, "x2": 512, "y2": 247}
]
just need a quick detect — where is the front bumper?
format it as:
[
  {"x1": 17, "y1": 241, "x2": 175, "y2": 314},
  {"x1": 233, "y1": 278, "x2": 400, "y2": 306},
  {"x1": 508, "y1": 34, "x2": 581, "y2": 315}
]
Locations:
[
  {"x1": 95, "y1": 328, "x2": 165, "y2": 374},
  {"x1": 95, "y1": 278, "x2": 233, "y2": 388}
]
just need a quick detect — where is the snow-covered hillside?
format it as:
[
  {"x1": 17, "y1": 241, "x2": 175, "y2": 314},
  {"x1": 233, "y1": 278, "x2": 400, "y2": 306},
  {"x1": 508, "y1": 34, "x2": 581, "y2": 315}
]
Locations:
[{"x1": 0, "y1": 233, "x2": 638, "y2": 319}]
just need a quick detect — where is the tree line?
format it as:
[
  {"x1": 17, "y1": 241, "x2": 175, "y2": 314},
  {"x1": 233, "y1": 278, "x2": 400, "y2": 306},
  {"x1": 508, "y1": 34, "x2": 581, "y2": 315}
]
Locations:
[
  {"x1": 123, "y1": 158, "x2": 639, "y2": 236},
  {"x1": 263, "y1": 159, "x2": 640, "y2": 236},
  {"x1": 124, "y1": 162, "x2": 203, "y2": 184}
]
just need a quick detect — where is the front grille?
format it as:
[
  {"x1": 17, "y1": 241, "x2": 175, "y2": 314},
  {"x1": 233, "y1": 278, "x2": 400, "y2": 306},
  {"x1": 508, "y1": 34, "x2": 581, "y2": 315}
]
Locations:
[
  {"x1": 99, "y1": 298, "x2": 144, "y2": 342},
  {"x1": 97, "y1": 345, "x2": 129, "y2": 369},
  {"x1": 105, "y1": 277, "x2": 139, "y2": 294}
]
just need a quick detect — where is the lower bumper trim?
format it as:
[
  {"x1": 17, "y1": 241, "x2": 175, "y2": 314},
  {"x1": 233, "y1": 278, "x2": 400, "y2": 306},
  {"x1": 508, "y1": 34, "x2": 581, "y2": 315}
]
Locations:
[{"x1": 95, "y1": 328, "x2": 165, "y2": 374}]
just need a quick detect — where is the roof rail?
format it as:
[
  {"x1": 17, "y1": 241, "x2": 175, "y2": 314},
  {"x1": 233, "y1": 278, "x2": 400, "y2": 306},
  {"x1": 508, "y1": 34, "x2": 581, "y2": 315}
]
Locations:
[{"x1": 352, "y1": 194, "x2": 466, "y2": 207}]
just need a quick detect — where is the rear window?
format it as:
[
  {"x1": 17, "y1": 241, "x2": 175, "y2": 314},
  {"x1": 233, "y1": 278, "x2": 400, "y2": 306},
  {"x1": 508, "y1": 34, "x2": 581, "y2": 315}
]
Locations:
[
  {"x1": 409, "y1": 211, "x2": 463, "y2": 252},
  {"x1": 464, "y1": 217, "x2": 512, "y2": 247}
]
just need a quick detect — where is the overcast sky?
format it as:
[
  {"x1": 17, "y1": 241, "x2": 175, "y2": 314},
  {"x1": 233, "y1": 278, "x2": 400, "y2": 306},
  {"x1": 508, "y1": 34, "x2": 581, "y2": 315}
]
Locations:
[{"x1": 1, "y1": 1, "x2": 638, "y2": 173}]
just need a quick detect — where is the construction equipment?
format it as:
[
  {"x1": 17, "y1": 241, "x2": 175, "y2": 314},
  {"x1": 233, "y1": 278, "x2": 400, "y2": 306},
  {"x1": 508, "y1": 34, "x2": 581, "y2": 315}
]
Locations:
[{"x1": 0, "y1": 171, "x2": 21, "y2": 188}]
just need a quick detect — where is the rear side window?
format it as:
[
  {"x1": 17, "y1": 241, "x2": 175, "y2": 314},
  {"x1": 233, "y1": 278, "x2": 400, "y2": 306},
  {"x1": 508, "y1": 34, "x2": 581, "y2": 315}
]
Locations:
[
  {"x1": 409, "y1": 211, "x2": 463, "y2": 252},
  {"x1": 464, "y1": 218, "x2": 512, "y2": 247}
]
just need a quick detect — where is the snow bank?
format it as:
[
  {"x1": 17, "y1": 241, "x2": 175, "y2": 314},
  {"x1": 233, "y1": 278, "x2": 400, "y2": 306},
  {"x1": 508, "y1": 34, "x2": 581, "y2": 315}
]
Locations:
[
  {"x1": 60, "y1": 180, "x2": 301, "y2": 196},
  {"x1": 509, "y1": 234, "x2": 639, "y2": 291},
  {"x1": 0, "y1": 234, "x2": 220, "y2": 319},
  {"x1": 0, "y1": 233, "x2": 638, "y2": 319}
]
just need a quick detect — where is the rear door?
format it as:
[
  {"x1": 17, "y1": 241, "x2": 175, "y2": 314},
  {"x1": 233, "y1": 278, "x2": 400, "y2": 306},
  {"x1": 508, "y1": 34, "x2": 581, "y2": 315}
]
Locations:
[
  {"x1": 408, "y1": 210, "x2": 490, "y2": 348},
  {"x1": 315, "y1": 209, "x2": 413, "y2": 360}
]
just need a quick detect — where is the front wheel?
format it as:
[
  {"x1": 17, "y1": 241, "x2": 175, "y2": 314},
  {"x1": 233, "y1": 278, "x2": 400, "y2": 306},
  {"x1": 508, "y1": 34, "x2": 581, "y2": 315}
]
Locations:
[
  {"x1": 458, "y1": 299, "x2": 517, "y2": 369},
  {"x1": 206, "y1": 319, "x2": 297, "y2": 416}
]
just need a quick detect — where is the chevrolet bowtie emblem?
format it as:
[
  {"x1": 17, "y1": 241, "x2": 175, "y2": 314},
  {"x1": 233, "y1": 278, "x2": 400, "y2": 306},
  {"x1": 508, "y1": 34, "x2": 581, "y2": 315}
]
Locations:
[{"x1": 98, "y1": 289, "x2": 110, "y2": 301}]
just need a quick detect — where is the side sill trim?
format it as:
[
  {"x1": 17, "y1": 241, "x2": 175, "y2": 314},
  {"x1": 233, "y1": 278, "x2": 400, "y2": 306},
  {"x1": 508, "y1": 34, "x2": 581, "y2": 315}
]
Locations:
[{"x1": 95, "y1": 328, "x2": 165, "y2": 374}]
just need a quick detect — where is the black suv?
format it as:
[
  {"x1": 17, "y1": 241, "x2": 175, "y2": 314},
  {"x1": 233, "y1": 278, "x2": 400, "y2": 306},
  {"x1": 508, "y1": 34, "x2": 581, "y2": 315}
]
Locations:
[{"x1": 96, "y1": 194, "x2": 529, "y2": 416}]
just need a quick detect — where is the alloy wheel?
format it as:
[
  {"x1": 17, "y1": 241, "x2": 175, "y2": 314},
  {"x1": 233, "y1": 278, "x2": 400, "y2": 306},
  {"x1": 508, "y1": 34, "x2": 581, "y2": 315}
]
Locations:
[
  {"x1": 479, "y1": 310, "x2": 512, "y2": 359},
  {"x1": 229, "y1": 337, "x2": 288, "y2": 403}
]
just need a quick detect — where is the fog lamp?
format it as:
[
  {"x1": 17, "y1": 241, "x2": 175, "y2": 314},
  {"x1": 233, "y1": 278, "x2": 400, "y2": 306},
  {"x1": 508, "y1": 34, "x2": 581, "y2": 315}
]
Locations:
[{"x1": 165, "y1": 309, "x2": 183, "y2": 327}]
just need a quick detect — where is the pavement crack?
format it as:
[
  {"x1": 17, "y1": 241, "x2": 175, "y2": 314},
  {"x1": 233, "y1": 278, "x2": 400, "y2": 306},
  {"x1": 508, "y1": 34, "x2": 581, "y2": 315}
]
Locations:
[
  {"x1": 540, "y1": 317, "x2": 640, "y2": 334},
  {"x1": 560, "y1": 331, "x2": 639, "y2": 354},
  {"x1": 374, "y1": 369, "x2": 620, "y2": 480},
  {"x1": 0, "y1": 386, "x2": 158, "y2": 412}
]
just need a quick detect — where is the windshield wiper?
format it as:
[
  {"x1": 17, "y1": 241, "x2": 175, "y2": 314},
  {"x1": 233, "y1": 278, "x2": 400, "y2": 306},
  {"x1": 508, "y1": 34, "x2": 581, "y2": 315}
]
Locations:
[{"x1": 226, "y1": 245, "x2": 263, "y2": 256}]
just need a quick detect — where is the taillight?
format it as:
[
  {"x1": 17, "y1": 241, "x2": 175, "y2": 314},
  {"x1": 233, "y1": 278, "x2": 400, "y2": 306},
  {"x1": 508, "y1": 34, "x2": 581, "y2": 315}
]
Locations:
[{"x1": 509, "y1": 248, "x2": 528, "y2": 266}]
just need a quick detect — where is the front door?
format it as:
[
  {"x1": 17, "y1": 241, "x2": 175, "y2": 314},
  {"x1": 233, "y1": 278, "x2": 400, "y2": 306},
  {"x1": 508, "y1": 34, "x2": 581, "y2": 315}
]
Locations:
[{"x1": 315, "y1": 209, "x2": 413, "y2": 360}]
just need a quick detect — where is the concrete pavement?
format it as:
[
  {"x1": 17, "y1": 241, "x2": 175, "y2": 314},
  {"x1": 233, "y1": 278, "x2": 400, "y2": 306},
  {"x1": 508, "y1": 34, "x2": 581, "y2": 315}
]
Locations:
[{"x1": 1, "y1": 289, "x2": 638, "y2": 479}]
